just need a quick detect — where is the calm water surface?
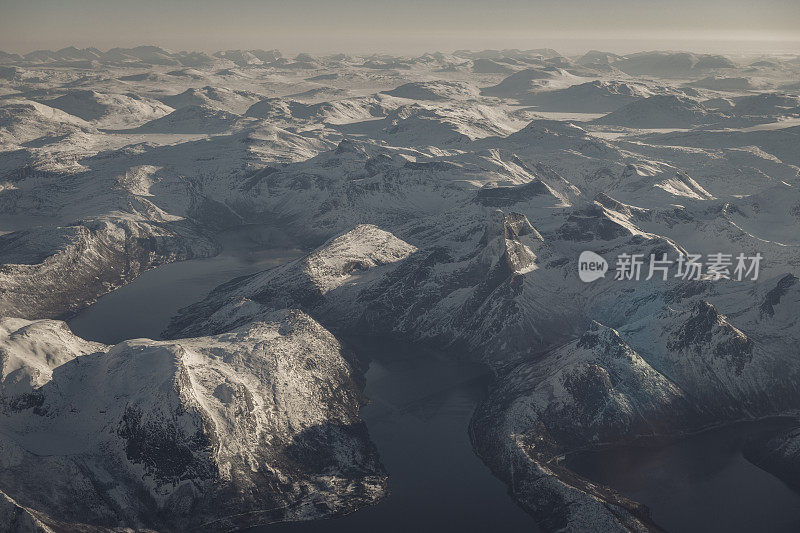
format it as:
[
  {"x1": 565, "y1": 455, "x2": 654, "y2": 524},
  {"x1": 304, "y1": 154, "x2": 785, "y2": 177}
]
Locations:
[
  {"x1": 68, "y1": 224, "x2": 302, "y2": 344},
  {"x1": 565, "y1": 419, "x2": 800, "y2": 533},
  {"x1": 257, "y1": 339, "x2": 538, "y2": 533}
]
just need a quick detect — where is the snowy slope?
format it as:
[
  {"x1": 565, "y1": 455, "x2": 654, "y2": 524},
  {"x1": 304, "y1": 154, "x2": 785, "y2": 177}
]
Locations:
[
  {"x1": 382, "y1": 80, "x2": 481, "y2": 101},
  {"x1": 130, "y1": 105, "x2": 244, "y2": 134},
  {"x1": 159, "y1": 85, "x2": 265, "y2": 114},
  {"x1": 0, "y1": 311, "x2": 386, "y2": 531},
  {"x1": 0, "y1": 99, "x2": 97, "y2": 145},
  {"x1": 592, "y1": 95, "x2": 718, "y2": 128},
  {"x1": 42, "y1": 90, "x2": 173, "y2": 128}
]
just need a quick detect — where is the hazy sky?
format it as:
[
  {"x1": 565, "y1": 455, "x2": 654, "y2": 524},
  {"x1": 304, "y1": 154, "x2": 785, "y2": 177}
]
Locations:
[{"x1": 1, "y1": 0, "x2": 799, "y2": 55}]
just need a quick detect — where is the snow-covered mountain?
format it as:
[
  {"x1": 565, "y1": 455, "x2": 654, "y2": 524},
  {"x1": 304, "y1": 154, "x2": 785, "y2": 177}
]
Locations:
[
  {"x1": 612, "y1": 51, "x2": 736, "y2": 78},
  {"x1": 592, "y1": 94, "x2": 718, "y2": 128},
  {"x1": 0, "y1": 311, "x2": 386, "y2": 531},
  {"x1": 1, "y1": 45, "x2": 799, "y2": 532},
  {"x1": 0, "y1": 99, "x2": 96, "y2": 144},
  {"x1": 159, "y1": 86, "x2": 265, "y2": 114},
  {"x1": 382, "y1": 80, "x2": 482, "y2": 101},
  {"x1": 131, "y1": 104, "x2": 244, "y2": 133},
  {"x1": 41, "y1": 89, "x2": 174, "y2": 128},
  {"x1": 481, "y1": 67, "x2": 584, "y2": 99},
  {"x1": 518, "y1": 80, "x2": 655, "y2": 112}
]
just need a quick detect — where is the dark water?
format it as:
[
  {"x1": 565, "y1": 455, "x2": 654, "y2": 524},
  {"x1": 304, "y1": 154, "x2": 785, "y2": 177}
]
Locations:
[
  {"x1": 565, "y1": 419, "x2": 800, "y2": 533},
  {"x1": 257, "y1": 339, "x2": 538, "y2": 533},
  {"x1": 67, "y1": 224, "x2": 303, "y2": 344}
]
